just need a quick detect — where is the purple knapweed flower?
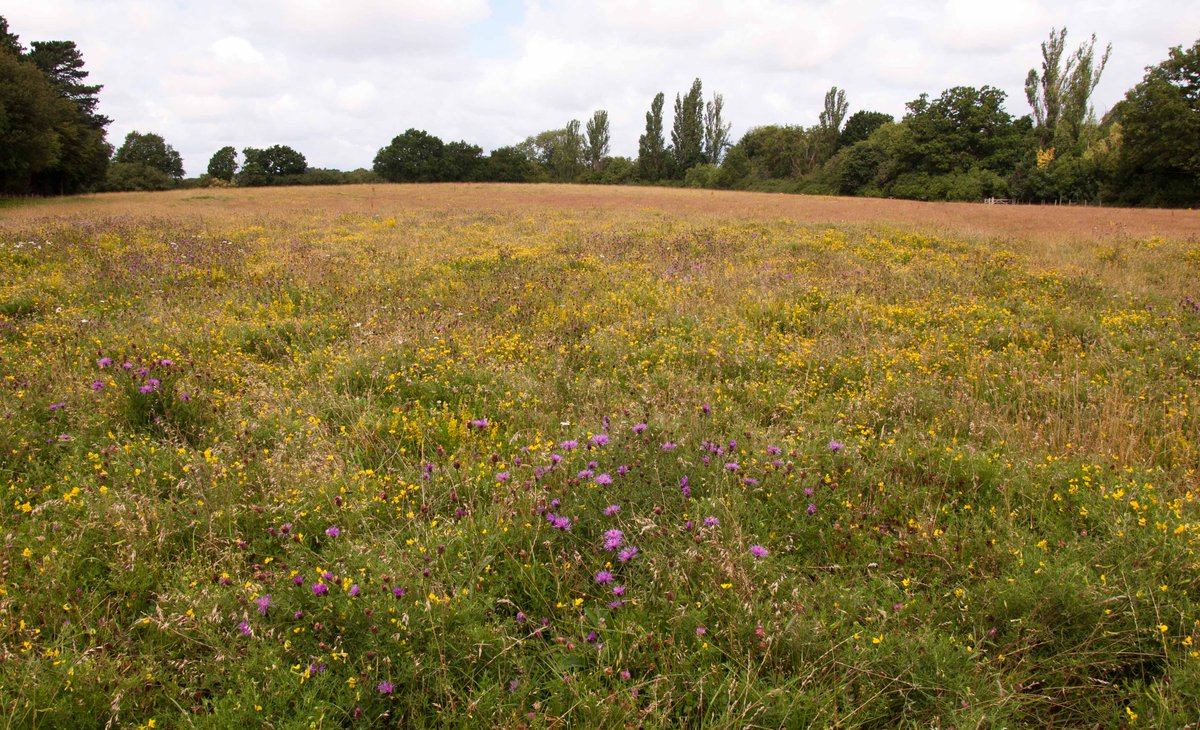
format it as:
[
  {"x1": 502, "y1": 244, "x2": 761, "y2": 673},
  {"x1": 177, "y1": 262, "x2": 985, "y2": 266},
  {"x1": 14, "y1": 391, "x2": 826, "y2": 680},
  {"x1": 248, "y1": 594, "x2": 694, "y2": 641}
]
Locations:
[
  {"x1": 90, "y1": 380, "x2": 105, "y2": 391},
  {"x1": 470, "y1": 419, "x2": 490, "y2": 429},
  {"x1": 662, "y1": 442, "x2": 677, "y2": 451},
  {"x1": 312, "y1": 582, "x2": 329, "y2": 596},
  {"x1": 325, "y1": 526, "x2": 340, "y2": 538},
  {"x1": 701, "y1": 404, "x2": 711, "y2": 414},
  {"x1": 807, "y1": 503, "x2": 817, "y2": 514},
  {"x1": 377, "y1": 681, "x2": 394, "y2": 694},
  {"x1": 590, "y1": 434, "x2": 609, "y2": 447},
  {"x1": 724, "y1": 462, "x2": 739, "y2": 472},
  {"x1": 595, "y1": 570, "x2": 613, "y2": 584},
  {"x1": 553, "y1": 516, "x2": 571, "y2": 530},
  {"x1": 293, "y1": 575, "x2": 304, "y2": 586},
  {"x1": 828, "y1": 439, "x2": 844, "y2": 452},
  {"x1": 703, "y1": 517, "x2": 720, "y2": 527},
  {"x1": 158, "y1": 359, "x2": 174, "y2": 367},
  {"x1": 496, "y1": 471, "x2": 510, "y2": 483},
  {"x1": 632, "y1": 423, "x2": 648, "y2": 433},
  {"x1": 741, "y1": 477, "x2": 759, "y2": 486},
  {"x1": 238, "y1": 621, "x2": 252, "y2": 636},
  {"x1": 560, "y1": 440, "x2": 579, "y2": 450},
  {"x1": 577, "y1": 469, "x2": 594, "y2": 479},
  {"x1": 767, "y1": 445, "x2": 782, "y2": 455},
  {"x1": 254, "y1": 594, "x2": 273, "y2": 615},
  {"x1": 393, "y1": 587, "x2": 406, "y2": 598},
  {"x1": 612, "y1": 585, "x2": 626, "y2": 596},
  {"x1": 617, "y1": 546, "x2": 638, "y2": 562},
  {"x1": 603, "y1": 529, "x2": 623, "y2": 551},
  {"x1": 138, "y1": 384, "x2": 155, "y2": 394},
  {"x1": 595, "y1": 473, "x2": 613, "y2": 486},
  {"x1": 750, "y1": 544, "x2": 768, "y2": 558},
  {"x1": 48, "y1": 402, "x2": 66, "y2": 411},
  {"x1": 617, "y1": 464, "x2": 629, "y2": 476},
  {"x1": 349, "y1": 584, "x2": 360, "y2": 597},
  {"x1": 603, "y1": 504, "x2": 621, "y2": 516},
  {"x1": 550, "y1": 453, "x2": 562, "y2": 464},
  {"x1": 97, "y1": 357, "x2": 112, "y2": 368}
]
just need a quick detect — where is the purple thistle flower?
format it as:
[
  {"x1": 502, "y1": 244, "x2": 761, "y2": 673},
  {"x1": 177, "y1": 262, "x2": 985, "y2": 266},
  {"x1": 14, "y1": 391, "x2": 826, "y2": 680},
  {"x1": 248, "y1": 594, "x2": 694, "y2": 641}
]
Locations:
[
  {"x1": 612, "y1": 585, "x2": 626, "y2": 596},
  {"x1": 828, "y1": 439, "x2": 844, "y2": 452},
  {"x1": 139, "y1": 384, "x2": 155, "y2": 394},
  {"x1": 496, "y1": 471, "x2": 510, "y2": 482},
  {"x1": 293, "y1": 575, "x2": 304, "y2": 586},
  {"x1": 696, "y1": 625, "x2": 707, "y2": 636},
  {"x1": 607, "y1": 600, "x2": 624, "y2": 609},
  {"x1": 807, "y1": 503, "x2": 817, "y2": 515},
  {"x1": 254, "y1": 594, "x2": 273, "y2": 615},
  {"x1": 516, "y1": 611, "x2": 527, "y2": 623},
  {"x1": 349, "y1": 584, "x2": 360, "y2": 597},
  {"x1": 470, "y1": 419, "x2": 490, "y2": 429},
  {"x1": 550, "y1": 453, "x2": 562, "y2": 464},
  {"x1": 48, "y1": 402, "x2": 66, "y2": 411},
  {"x1": 560, "y1": 440, "x2": 579, "y2": 450},
  {"x1": 750, "y1": 544, "x2": 768, "y2": 558},
  {"x1": 577, "y1": 469, "x2": 594, "y2": 479},
  {"x1": 238, "y1": 621, "x2": 252, "y2": 636},
  {"x1": 553, "y1": 516, "x2": 571, "y2": 530},
  {"x1": 620, "y1": 669, "x2": 631, "y2": 680},
  {"x1": 595, "y1": 570, "x2": 613, "y2": 584},
  {"x1": 741, "y1": 477, "x2": 759, "y2": 486},
  {"x1": 325, "y1": 526, "x2": 340, "y2": 538},
  {"x1": 767, "y1": 445, "x2": 782, "y2": 455},
  {"x1": 376, "y1": 681, "x2": 394, "y2": 694},
  {"x1": 701, "y1": 404, "x2": 711, "y2": 414},
  {"x1": 158, "y1": 359, "x2": 174, "y2": 367},
  {"x1": 703, "y1": 516, "x2": 719, "y2": 527},
  {"x1": 804, "y1": 487, "x2": 814, "y2": 496},
  {"x1": 603, "y1": 504, "x2": 621, "y2": 516},
  {"x1": 603, "y1": 529, "x2": 623, "y2": 551},
  {"x1": 617, "y1": 464, "x2": 629, "y2": 476},
  {"x1": 312, "y1": 582, "x2": 328, "y2": 596},
  {"x1": 617, "y1": 546, "x2": 638, "y2": 562},
  {"x1": 661, "y1": 442, "x2": 677, "y2": 451},
  {"x1": 724, "y1": 462, "x2": 739, "y2": 471},
  {"x1": 632, "y1": 423, "x2": 648, "y2": 433},
  {"x1": 595, "y1": 473, "x2": 613, "y2": 485},
  {"x1": 97, "y1": 357, "x2": 112, "y2": 368},
  {"x1": 393, "y1": 587, "x2": 406, "y2": 598},
  {"x1": 90, "y1": 380, "x2": 105, "y2": 391},
  {"x1": 590, "y1": 434, "x2": 609, "y2": 447}
]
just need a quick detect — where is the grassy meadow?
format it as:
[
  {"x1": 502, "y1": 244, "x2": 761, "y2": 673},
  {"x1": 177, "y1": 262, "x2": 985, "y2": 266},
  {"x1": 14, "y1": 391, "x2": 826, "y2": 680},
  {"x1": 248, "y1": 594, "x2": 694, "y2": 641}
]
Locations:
[{"x1": 2, "y1": 184, "x2": 1199, "y2": 727}]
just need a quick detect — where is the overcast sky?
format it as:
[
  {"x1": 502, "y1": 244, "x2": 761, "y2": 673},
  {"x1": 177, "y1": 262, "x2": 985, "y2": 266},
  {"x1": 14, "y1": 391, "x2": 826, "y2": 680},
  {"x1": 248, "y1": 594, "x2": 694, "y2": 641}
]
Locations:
[{"x1": 6, "y1": 1, "x2": 1198, "y2": 175}]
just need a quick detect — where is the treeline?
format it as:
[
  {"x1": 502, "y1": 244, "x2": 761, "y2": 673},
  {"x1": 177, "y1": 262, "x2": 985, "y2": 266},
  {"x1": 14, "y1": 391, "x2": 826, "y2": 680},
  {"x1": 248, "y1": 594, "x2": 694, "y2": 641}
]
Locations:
[{"x1": 2, "y1": 15, "x2": 1197, "y2": 206}]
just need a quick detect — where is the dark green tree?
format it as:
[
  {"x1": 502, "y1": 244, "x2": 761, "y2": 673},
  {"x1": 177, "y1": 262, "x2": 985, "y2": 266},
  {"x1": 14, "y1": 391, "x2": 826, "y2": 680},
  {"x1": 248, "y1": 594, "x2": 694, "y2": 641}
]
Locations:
[
  {"x1": 206, "y1": 146, "x2": 238, "y2": 181},
  {"x1": 585, "y1": 110, "x2": 610, "y2": 172},
  {"x1": 837, "y1": 110, "x2": 892, "y2": 149},
  {"x1": 238, "y1": 145, "x2": 306, "y2": 185},
  {"x1": 113, "y1": 131, "x2": 184, "y2": 178},
  {"x1": 901, "y1": 86, "x2": 1021, "y2": 175},
  {"x1": 637, "y1": 92, "x2": 667, "y2": 181},
  {"x1": 671, "y1": 78, "x2": 705, "y2": 174},
  {"x1": 703, "y1": 93, "x2": 731, "y2": 164},
  {"x1": 0, "y1": 49, "x2": 62, "y2": 194},
  {"x1": 1111, "y1": 38, "x2": 1200, "y2": 206},
  {"x1": 482, "y1": 146, "x2": 535, "y2": 182},
  {"x1": 373, "y1": 129, "x2": 445, "y2": 182},
  {"x1": 0, "y1": 16, "x2": 22, "y2": 56},
  {"x1": 27, "y1": 40, "x2": 109, "y2": 129},
  {"x1": 442, "y1": 141, "x2": 484, "y2": 181}
]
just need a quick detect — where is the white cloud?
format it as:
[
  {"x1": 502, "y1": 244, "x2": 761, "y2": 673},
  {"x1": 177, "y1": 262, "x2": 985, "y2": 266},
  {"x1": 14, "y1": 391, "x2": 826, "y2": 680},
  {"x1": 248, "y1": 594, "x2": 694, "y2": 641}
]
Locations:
[{"x1": 4, "y1": 0, "x2": 1199, "y2": 172}]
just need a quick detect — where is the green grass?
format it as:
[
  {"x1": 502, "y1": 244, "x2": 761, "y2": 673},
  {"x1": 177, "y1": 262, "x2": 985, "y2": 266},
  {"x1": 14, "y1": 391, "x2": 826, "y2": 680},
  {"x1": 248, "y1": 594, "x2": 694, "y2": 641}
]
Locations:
[{"x1": 0, "y1": 199, "x2": 1198, "y2": 727}]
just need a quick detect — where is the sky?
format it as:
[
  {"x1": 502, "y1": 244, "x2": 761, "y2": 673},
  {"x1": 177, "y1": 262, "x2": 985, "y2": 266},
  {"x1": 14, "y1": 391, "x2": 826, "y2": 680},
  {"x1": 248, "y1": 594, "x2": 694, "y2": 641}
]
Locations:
[{"x1": 6, "y1": 0, "x2": 1199, "y2": 175}]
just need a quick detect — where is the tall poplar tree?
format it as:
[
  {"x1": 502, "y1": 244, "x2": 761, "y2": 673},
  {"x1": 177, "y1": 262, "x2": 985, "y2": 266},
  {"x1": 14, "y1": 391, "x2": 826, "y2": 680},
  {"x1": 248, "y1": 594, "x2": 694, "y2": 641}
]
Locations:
[
  {"x1": 585, "y1": 110, "x2": 610, "y2": 171},
  {"x1": 671, "y1": 78, "x2": 705, "y2": 174},
  {"x1": 637, "y1": 92, "x2": 667, "y2": 181},
  {"x1": 704, "y1": 93, "x2": 731, "y2": 164}
]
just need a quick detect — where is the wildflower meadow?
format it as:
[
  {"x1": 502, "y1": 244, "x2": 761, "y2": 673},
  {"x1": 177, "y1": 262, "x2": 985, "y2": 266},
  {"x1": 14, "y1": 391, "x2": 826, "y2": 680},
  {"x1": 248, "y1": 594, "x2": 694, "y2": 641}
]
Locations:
[{"x1": 1, "y1": 185, "x2": 1199, "y2": 727}]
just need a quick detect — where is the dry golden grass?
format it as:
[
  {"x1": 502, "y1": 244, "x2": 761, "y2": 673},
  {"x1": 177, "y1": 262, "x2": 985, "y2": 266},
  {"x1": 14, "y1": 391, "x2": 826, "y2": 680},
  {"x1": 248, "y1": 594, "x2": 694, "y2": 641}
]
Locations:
[{"x1": 5, "y1": 183, "x2": 1198, "y2": 244}]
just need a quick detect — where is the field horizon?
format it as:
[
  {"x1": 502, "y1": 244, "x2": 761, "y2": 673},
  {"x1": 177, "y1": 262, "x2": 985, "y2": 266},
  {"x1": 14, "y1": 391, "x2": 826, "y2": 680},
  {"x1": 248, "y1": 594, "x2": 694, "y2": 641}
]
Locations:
[{"x1": 2, "y1": 184, "x2": 1199, "y2": 727}]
